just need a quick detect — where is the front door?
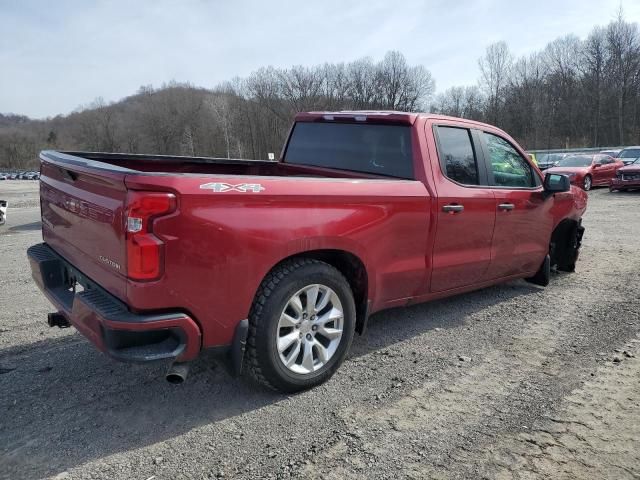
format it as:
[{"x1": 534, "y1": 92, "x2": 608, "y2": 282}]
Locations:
[
  {"x1": 478, "y1": 131, "x2": 551, "y2": 278},
  {"x1": 598, "y1": 155, "x2": 617, "y2": 186}
]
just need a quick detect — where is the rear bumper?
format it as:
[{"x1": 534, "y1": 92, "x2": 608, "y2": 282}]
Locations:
[{"x1": 27, "y1": 243, "x2": 201, "y2": 362}]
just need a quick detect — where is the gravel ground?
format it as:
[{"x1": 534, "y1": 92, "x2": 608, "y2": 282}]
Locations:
[{"x1": 0, "y1": 181, "x2": 638, "y2": 480}]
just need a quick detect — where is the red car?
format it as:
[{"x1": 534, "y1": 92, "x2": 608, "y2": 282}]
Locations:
[
  {"x1": 545, "y1": 153, "x2": 624, "y2": 191},
  {"x1": 28, "y1": 111, "x2": 587, "y2": 392},
  {"x1": 610, "y1": 158, "x2": 640, "y2": 191}
]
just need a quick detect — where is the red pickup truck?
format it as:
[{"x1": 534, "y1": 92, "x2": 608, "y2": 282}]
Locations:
[{"x1": 28, "y1": 111, "x2": 587, "y2": 392}]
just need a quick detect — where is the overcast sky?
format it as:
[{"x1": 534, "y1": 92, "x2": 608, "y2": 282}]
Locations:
[{"x1": 1, "y1": 0, "x2": 638, "y2": 118}]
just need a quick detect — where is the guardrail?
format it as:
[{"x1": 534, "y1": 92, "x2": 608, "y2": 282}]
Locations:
[
  {"x1": 0, "y1": 168, "x2": 38, "y2": 174},
  {"x1": 527, "y1": 146, "x2": 625, "y2": 155}
]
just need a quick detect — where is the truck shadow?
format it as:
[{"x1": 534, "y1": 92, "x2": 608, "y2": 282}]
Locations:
[
  {"x1": 2, "y1": 221, "x2": 42, "y2": 234},
  {"x1": 0, "y1": 280, "x2": 540, "y2": 479}
]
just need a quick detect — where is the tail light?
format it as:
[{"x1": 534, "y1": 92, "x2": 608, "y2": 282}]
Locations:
[{"x1": 125, "y1": 192, "x2": 176, "y2": 280}]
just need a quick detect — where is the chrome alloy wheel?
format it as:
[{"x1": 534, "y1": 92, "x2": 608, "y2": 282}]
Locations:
[{"x1": 276, "y1": 284, "x2": 344, "y2": 374}]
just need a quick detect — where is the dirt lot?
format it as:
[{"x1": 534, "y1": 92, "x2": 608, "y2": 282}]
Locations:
[{"x1": 0, "y1": 181, "x2": 639, "y2": 480}]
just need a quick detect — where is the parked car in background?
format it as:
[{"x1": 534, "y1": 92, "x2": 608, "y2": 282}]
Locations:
[
  {"x1": 600, "y1": 149, "x2": 622, "y2": 158},
  {"x1": 0, "y1": 174, "x2": 8, "y2": 180},
  {"x1": 27, "y1": 111, "x2": 587, "y2": 392},
  {"x1": 617, "y1": 146, "x2": 640, "y2": 165},
  {"x1": 0, "y1": 200, "x2": 7, "y2": 226},
  {"x1": 610, "y1": 158, "x2": 640, "y2": 192},
  {"x1": 536, "y1": 153, "x2": 568, "y2": 171},
  {"x1": 545, "y1": 154, "x2": 623, "y2": 190}
]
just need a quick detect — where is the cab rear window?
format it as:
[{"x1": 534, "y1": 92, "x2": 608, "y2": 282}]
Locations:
[{"x1": 283, "y1": 122, "x2": 414, "y2": 179}]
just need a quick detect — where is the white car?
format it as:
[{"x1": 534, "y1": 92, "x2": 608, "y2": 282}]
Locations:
[{"x1": 0, "y1": 200, "x2": 7, "y2": 226}]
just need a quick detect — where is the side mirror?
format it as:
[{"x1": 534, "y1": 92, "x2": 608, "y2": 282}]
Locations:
[
  {"x1": 544, "y1": 173, "x2": 570, "y2": 194},
  {"x1": 593, "y1": 163, "x2": 601, "y2": 168}
]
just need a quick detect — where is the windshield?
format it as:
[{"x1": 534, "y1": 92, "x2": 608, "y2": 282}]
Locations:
[
  {"x1": 557, "y1": 155, "x2": 593, "y2": 167},
  {"x1": 620, "y1": 148, "x2": 640, "y2": 159},
  {"x1": 538, "y1": 153, "x2": 564, "y2": 163}
]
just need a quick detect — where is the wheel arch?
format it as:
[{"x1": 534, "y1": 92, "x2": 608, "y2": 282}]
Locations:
[{"x1": 259, "y1": 249, "x2": 370, "y2": 335}]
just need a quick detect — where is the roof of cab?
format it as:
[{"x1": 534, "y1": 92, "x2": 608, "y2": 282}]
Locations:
[
  {"x1": 295, "y1": 110, "x2": 504, "y2": 131},
  {"x1": 295, "y1": 111, "x2": 420, "y2": 125}
]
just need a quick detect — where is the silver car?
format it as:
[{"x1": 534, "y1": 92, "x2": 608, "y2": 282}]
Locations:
[{"x1": 618, "y1": 146, "x2": 640, "y2": 166}]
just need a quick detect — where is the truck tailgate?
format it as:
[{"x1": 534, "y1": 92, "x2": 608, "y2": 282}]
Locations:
[{"x1": 40, "y1": 155, "x2": 128, "y2": 301}]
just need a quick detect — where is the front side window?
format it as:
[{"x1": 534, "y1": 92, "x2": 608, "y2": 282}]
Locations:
[
  {"x1": 435, "y1": 126, "x2": 478, "y2": 185},
  {"x1": 484, "y1": 132, "x2": 535, "y2": 188}
]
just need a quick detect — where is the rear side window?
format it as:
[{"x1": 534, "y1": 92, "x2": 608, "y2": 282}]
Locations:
[
  {"x1": 283, "y1": 122, "x2": 414, "y2": 178},
  {"x1": 484, "y1": 132, "x2": 535, "y2": 188},
  {"x1": 435, "y1": 126, "x2": 478, "y2": 185}
]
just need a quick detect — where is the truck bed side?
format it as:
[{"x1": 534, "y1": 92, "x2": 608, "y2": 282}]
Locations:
[{"x1": 38, "y1": 150, "x2": 433, "y2": 348}]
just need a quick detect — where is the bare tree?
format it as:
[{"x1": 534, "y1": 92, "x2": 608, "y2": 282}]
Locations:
[
  {"x1": 207, "y1": 94, "x2": 233, "y2": 158},
  {"x1": 479, "y1": 42, "x2": 513, "y2": 124},
  {"x1": 606, "y1": 11, "x2": 640, "y2": 144},
  {"x1": 581, "y1": 27, "x2": 609, "y2": 145}
]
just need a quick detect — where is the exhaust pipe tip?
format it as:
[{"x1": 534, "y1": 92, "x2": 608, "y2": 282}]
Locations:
[{"x1": 166, "y1": 362, "x2": 190, "y2": 384}]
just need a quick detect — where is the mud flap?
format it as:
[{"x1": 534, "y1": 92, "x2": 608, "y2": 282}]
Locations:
[
  {"x1": 561, "y1": 222, "x2": 584, "y2": 272},
  {"x1": 526, "y1": 254, "x2": 550, "y2": 287},
  {"x1": 208, "y1": 319, "x2": 249, "y2": 377}
]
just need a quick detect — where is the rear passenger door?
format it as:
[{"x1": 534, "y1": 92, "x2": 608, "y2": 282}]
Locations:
[
  {"x1": 479, "y1": 131, "x2": 551, "y2": 279},
  {"x1": 429, "y1": 125, "x2": 496, "y2": 292}
]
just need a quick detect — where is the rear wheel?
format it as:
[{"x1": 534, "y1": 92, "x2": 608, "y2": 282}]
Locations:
[
  {"x1": 246, "y1": 258, "x2": 356, "y2": 393},
  {"x1": 583, "y1": 175, "x2": 592, "y2": 191}
]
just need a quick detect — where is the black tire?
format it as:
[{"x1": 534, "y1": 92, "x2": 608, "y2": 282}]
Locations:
[
  {"x1": 246, "y1": 258, "x2": 356, "y2": 393},
  {"x1": 526, "y1": 254, "x2": 550, "y2": 286},
  {"x1": 553, "y1": 223, "x2": 583, "y2": 273},
  {"x1": 583, "y1": 175, "x2": 592, "y2": 191}
]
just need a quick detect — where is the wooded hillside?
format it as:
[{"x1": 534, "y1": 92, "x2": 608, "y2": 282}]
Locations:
[{"x1": 1, "y1": 14, "x2": 639, "y2": 169}]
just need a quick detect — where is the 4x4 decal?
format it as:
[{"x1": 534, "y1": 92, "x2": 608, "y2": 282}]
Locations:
[{"x1": 199, "y1": 182, "x2": 265, "y2": 193}]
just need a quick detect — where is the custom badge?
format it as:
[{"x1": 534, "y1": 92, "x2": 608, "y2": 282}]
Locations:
[{"x1": 199, "y1": 182, "x2": 265, "y2": 193}]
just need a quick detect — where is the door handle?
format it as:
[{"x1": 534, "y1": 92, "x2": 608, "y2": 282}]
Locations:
[
  {"x1": 498, "y1": 203, "x2": 515, "y2": 211},
  {"x1": 442, "y1": 204, "x2": 464, "y2": 213}
]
